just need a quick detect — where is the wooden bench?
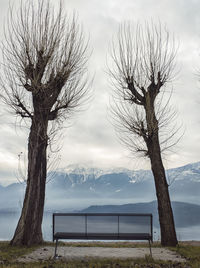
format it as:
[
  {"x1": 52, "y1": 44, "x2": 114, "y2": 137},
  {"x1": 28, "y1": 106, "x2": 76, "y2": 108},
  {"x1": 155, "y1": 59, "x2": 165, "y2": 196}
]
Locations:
[{"x1": 52, "y1": 213, "x2": 153, "y2": 258}]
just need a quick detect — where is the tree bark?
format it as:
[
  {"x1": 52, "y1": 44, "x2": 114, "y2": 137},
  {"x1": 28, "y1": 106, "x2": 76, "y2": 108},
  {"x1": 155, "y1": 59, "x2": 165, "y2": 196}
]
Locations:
[
  {"x1": 145, "y1": 94, "x2": 178, "y2": 246},
  {"x1": 10, "y1": 115, "x2": 48, "y2": 246},
  {"x1": 148, "y1": 134, "x2": 178, "y2": 246}
]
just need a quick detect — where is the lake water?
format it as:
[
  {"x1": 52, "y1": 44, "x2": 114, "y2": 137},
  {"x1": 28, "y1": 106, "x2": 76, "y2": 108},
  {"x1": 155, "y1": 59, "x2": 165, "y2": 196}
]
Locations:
[{"x1": 0, "y1": 212, "x2": 200, "y2": 242}]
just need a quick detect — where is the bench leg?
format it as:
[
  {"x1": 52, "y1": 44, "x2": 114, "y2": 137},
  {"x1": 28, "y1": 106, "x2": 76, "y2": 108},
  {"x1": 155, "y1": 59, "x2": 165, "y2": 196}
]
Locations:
[
  {"x1": 54, "y1": 239, "x2": 58, "y2": 259},
  {"x1": 148, "y1": 239, "x2": 152, "y2": 257}
]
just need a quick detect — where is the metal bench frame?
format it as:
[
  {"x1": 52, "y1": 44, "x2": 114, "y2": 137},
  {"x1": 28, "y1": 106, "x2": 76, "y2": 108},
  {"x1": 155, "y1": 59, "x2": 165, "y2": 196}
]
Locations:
[{"x1": 53, "y1": 213, "x2": 153, "y2": 258}]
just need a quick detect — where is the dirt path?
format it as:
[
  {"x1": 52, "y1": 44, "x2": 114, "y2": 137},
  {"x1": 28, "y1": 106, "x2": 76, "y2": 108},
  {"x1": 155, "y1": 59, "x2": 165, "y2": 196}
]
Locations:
[{"x1": 17, "y1": 246, "x2": 187, "y2": 263}]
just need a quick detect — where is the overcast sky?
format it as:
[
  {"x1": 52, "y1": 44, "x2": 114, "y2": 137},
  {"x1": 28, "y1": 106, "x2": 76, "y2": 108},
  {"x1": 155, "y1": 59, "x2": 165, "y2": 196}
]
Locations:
[{"x1": 0, "y1": 0, "x2": 200, "y2": 185}]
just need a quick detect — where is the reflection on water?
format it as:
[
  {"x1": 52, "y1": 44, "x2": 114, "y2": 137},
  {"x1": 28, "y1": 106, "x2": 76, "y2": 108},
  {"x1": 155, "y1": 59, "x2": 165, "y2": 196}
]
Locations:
[
  {"x1": 0, "y1": 212, "x2": 53, "y2": 241},
  {"x1": 0, "y1": 212, "x2": 200, "y2": 241}
]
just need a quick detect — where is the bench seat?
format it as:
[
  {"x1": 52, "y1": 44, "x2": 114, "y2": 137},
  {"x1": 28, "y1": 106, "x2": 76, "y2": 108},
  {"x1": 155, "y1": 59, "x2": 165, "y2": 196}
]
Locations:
[{"x1": 54, "y1": 232, "x2": 151, "y2": 240}]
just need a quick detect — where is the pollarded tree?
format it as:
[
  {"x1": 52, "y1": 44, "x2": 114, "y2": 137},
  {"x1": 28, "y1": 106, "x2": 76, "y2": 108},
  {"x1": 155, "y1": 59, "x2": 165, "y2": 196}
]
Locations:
[
  {"x1": 109, "y1": 22, "x2": 178, "y2": 246},
  {"x1": 1, "y1": 0, "x2": 90, "y2": 246}
]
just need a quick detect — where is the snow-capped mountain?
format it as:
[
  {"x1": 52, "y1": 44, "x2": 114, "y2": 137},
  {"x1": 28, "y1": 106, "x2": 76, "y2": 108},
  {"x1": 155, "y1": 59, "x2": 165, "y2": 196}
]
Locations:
[{"x1": 0, "y1": 161, "x2": 199, "y2": 211}]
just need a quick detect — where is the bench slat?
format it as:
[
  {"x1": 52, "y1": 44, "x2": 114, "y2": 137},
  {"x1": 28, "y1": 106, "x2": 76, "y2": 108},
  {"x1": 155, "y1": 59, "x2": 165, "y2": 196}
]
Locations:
[{"x1": 54, "y1": 232, "x2": 151, "y2": 240}]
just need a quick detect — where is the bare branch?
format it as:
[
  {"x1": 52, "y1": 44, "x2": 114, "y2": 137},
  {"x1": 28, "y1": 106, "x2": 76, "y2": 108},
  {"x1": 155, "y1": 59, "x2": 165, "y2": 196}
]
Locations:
[
  {"x1": 108, "y1": 21, "x2": 180, "y2": 156},
  {"x1": 1, "y1": 0, "x2": 90, "y2": 127}
]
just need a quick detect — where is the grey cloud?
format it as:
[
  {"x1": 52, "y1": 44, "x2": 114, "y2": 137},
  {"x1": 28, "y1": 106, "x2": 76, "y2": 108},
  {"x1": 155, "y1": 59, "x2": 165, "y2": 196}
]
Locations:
[{"x1": 0, "y1": 0, "x2": 200, "y2": 184}]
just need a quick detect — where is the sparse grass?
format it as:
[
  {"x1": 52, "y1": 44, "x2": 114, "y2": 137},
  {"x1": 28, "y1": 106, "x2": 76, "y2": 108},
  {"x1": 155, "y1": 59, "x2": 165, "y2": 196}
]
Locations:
[
  {"x1": 0, "y1": 258, "x2": 190, "y2": 268},
  {"x1": 40, "y1": 241, "x2": 162, "y2": 248},
  {"x1": 171, "y1": 243, "x2": 200, "y2": 268},
  {"x1": 0, "y1": 241, "x2": 39, "y2": 262},
  {"x1": 0, "y1": 241, "x2": 199, "y2": 268},
  {"x1": 58, "y1": 241, "x2": 151, "y2": 248}
]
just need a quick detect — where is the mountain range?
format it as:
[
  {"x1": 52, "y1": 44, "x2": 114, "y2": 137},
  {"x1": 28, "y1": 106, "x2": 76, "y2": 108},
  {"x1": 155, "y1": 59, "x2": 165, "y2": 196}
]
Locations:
[
  {"x1": 80, "y1": 200, "x2": 200, "y2": 228},
  {"x1": 0, "y1": 161, "x2": 199, "y2": 212}
]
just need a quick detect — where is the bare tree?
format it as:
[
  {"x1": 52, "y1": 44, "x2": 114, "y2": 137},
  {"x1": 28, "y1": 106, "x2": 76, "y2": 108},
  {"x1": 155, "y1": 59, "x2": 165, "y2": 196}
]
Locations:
[
  {"x1": 1, "y1": 0, "x2": 90, "y2": 246},
  {"x1": 109, "y1": 22, "x2": 178, "y2": 246}
]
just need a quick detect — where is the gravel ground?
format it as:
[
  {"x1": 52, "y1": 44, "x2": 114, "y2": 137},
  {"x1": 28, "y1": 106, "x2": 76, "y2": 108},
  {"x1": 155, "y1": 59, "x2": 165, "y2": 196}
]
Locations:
[{"x1": 17, "y1": 246, "x2": 186, "y2": 263}]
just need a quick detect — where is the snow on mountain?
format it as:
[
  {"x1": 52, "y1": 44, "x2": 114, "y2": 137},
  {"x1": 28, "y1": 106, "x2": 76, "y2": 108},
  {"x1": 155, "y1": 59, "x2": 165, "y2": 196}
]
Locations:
[
  {"x1": 166, "y1": 161, "x2": 200, "y2": 181},
  {"x1": 0, "y1": 161, "x2": 199, "y2": 211},
  {"x1": 55, "y1": 161, "x2": 200, "y2": 186},
  {"x1": 45, "y1": 161, "x2": 200, "y2": 208},
  {"x1": 56, "y1": 164, "x2": 153, "y2": 184}
]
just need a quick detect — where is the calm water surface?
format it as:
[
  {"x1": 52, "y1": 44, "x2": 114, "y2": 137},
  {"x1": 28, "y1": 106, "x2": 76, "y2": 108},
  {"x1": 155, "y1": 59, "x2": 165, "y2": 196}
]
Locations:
[{"x1": 0, "y1": 212, "x2": 199, "y2": 241}]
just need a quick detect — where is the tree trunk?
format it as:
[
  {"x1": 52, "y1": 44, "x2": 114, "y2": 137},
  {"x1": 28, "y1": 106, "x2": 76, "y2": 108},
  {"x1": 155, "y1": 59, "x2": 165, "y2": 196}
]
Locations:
[
  {"x1": 10, "y1": 116, "x2": 48, "y2": 246},
  {"x1": 145, "y1": 94, "x2": 178, "y2": 246},
  {"x1": 148, "y1": 135, "x2": 178, "y2": 246},
  {"x1": 145, "y1": 95, "x2": 178, "y2": 246}
]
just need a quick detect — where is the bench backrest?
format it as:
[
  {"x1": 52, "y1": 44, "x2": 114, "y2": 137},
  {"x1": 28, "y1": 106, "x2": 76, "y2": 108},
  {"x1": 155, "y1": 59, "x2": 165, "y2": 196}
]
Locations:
[{"x1": 53, "y1": 213, "x2": 153, "y2": 241}]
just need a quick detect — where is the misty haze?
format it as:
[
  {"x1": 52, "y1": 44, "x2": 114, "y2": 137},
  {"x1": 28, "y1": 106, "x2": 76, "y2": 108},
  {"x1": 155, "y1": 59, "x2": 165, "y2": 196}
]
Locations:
[{"x1": 0, "y1": 162, "x2": 200, "y2": 241}]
